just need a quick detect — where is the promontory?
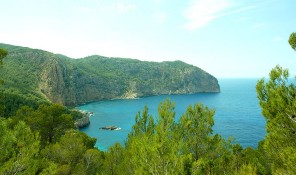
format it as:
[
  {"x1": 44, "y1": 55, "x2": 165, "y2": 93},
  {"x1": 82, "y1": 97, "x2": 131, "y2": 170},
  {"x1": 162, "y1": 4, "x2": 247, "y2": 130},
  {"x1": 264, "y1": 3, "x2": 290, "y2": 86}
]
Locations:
[{"x1": 0, "y1": 43, "x2": 220, "y2": 106}]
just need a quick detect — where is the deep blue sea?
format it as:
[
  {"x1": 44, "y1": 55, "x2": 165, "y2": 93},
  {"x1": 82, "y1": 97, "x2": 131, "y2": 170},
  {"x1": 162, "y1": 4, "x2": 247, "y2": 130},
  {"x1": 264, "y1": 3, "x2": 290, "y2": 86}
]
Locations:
[{"x1": 79, "y1": 79, "x2": 266, "y2": 151}]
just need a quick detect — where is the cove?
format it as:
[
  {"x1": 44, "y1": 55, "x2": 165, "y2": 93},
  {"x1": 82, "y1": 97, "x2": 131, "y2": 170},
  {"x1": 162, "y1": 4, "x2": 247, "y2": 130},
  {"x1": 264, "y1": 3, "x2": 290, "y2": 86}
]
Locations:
[{"x1": 78, "y1": 79, "x2": 266, "y2": 151}]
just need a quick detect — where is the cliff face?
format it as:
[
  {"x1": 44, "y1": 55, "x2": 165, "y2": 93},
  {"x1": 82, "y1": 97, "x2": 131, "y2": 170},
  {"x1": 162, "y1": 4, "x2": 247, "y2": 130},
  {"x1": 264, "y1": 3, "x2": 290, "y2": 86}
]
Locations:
[
  {"x1": 0, "y1": 43, "x2": 220, "y2": 106},
  {"x1": 38, "y1": 58, "x2": 220, "y2": 106}
]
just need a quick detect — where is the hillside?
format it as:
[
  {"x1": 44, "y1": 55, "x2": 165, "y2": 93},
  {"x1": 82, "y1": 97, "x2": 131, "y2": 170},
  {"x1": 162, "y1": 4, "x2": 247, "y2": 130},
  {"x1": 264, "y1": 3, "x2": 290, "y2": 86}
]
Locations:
[{"x1": 0, "y1": 43, "x2": 220, "y2": 106}]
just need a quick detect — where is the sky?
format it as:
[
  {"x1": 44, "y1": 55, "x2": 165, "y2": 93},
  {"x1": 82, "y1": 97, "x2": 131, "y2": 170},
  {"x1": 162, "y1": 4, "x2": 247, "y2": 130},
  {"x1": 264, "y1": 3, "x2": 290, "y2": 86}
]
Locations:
[{"x1": 0, "y1": 0, "x2": 296, "y2": 78}]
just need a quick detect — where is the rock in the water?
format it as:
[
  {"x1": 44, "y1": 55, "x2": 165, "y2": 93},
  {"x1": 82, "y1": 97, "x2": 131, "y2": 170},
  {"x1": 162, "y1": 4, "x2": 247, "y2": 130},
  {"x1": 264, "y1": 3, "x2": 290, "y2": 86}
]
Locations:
[{"x1": 99, "y1": 126, "x2": 121, "y2": 131}]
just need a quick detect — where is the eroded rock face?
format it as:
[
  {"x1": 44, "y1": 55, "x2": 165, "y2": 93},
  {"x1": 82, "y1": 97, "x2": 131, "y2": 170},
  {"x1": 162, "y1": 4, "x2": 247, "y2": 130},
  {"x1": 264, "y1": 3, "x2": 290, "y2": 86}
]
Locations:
[
  {"x1": 0, "y1": 43, "x2": 220, "y2": 106},
  {"x1": 39, "y1": 58, "x2": 66, "y2": 105}
]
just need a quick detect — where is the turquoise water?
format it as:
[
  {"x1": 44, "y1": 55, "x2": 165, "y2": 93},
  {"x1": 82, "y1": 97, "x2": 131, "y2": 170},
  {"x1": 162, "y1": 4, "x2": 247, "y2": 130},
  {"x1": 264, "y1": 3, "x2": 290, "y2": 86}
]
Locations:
[{"x1": 79, "y1": 79, "x2": 266, "y2": 151}]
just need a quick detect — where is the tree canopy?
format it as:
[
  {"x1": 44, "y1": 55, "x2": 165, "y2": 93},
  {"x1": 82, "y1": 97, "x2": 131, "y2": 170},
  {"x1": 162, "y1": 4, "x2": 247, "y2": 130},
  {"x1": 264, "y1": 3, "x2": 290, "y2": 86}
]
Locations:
[
  {"x1": 0, "y1": 48, "x2": 8, "y2": 116},
  {"x1": 0, "y1": 104, "x2": 103, "y2": 174},
  {"x1": 13, "y1": 104, "x2": 74, "y2": 146},
  {"x1": 0, "y1": 48, "x2": 8, "y2": 65},
  {"x1": 257, "y1": 66, "x2": 296, "y2": 174},
  {"x1": 253, "y1": 32, "x2": 296, "y2": 174},
  {"x1": 102, "y1": 99, "x2": 268, "y2": 175},
  {"x1": 289, "y1": 32, "x2": 296, "y2": 51}
]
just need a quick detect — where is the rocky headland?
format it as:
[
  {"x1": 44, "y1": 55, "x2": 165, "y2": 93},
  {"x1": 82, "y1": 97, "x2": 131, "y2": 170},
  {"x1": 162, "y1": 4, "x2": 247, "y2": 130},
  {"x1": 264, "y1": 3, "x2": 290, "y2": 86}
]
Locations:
[{"x1": 0, "y1": 43, "x2": 220, "y2": 106}]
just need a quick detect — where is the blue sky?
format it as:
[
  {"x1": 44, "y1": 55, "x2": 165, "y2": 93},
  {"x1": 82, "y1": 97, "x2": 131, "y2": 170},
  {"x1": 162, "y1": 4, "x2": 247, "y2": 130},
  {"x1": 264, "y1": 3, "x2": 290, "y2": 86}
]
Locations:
[{"x1": 0, "y1": 0, "x2": 295, "y2": 78}]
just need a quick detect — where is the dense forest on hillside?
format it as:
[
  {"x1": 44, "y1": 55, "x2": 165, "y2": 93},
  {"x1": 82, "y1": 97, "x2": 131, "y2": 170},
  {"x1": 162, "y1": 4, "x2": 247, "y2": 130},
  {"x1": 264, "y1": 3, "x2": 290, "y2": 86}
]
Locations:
[
  {"x1": 0, "y1": 43, "x2": 219, "y2": 107},
  {"x1": 0, "y1": 33, "x2": 296, "y2": 174}
]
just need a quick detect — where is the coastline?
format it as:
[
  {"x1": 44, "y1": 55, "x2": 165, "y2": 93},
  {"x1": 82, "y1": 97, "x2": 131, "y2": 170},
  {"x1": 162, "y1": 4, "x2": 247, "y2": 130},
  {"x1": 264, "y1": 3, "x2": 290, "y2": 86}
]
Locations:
[
  {"x1": 74, "y1": 91, "x2": 220, "y2": 130},
  {"x1": 77, "y1": 91, "x2": 220, "y2": 106}
]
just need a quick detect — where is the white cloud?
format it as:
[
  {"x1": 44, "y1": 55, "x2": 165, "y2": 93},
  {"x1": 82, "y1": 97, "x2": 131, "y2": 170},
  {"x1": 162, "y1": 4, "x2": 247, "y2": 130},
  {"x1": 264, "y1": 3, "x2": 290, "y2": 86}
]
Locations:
[
  {"x1": 220, "y1": 5, "x2": 257, "y2": 19},
  {"x1": 183, "y1": 0, "x2": 232, "y2": 30},
  {"x1": 273, "y1": 36, "x2": 282, "y2": 42},
  {"x1": 153, "y1": 11, "x2": 167, "y2": 24},
  {"x1": 183, "y1": 0, "x2": 257, "y2": 30},
  {"x1": 233, "y1": 16, "x2": 249, "y2": 23},
  {"x1": 112, "y1": 2, "x2": 136, "y2": 13}
]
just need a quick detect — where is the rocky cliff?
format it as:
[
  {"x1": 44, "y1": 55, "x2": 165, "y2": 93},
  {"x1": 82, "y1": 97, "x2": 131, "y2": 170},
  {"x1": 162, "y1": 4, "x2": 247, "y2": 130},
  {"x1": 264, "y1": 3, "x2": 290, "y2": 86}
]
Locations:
[{"x1": 0, "y1": 43, "x2": 220, "y2": 106}]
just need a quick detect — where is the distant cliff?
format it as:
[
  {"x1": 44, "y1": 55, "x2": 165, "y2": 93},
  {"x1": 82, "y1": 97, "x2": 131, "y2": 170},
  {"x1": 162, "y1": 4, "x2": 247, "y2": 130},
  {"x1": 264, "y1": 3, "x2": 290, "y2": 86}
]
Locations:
[{"x1": 0, "y1": 43, "x2": 220, "y2": 106}]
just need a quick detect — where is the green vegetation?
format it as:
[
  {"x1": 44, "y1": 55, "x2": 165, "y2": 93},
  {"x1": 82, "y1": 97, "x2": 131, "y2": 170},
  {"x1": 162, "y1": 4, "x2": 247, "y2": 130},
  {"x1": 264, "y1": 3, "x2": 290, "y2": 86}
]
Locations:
[
  {"x1": 0, "y1": 120, "x2": 40, "y2": 174},
  {"x1": 0, "y1": 45, "x2": 51, "y2": 116},
  {"x1": 289, "y1": 32, "x2": 296, "y2": 51},
  {"x1": 0, "y1": 48, "x2": 8, "y2": 65},
  {"x1": 0, "y1": 43, "x2": 219, "y2": 106},
  {"x1": 0, "y1": 33, "x2": 296, "y2": 174},
  {"x1": 0, "y1": 99, "x2": 269, "y2": 175},
  {"x1": 101, "y1": 99, "x2": 272, "y2": 175},
  {"x1": 0, "y1": 118, "x2": 103, "y2": 174},
  {"x1": 0, "y1": 48, "x2": 8, "y2": 116},
  {"x1": 13, "y1": 104, "x2": 74, "y2": 146},
  {"x1": 257, "y1": 66, "x2": 296, "y2": 174},
  {"x1": 0, "y1": 76, "x2": 294, "y2": 174},
  {"x1": 254, "y1": 32, "x2": 296, "y2": 174}
]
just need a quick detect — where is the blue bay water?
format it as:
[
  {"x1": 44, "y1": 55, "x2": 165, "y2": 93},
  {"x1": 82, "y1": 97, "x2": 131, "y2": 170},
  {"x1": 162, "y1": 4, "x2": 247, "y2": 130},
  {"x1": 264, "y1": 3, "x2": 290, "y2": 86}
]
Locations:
[{"x1": 79, "y1": 79, "x2": 266, "y2": 151}]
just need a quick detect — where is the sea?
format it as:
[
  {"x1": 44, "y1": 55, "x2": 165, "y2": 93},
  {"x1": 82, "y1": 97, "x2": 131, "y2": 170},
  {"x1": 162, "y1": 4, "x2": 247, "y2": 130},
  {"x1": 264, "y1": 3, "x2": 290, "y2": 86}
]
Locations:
[{"x1": 78, "y1": 79, "x2": 266, "y2": 151}]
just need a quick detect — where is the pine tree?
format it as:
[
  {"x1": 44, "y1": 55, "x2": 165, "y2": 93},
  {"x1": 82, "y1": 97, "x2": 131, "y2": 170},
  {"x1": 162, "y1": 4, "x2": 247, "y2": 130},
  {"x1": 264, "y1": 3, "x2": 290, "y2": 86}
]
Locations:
[
  {"x1": 257, "y1": 66, "x2": 296, "y2": 174},
  {"x1": 0, "y1": 119, "x2": 40, "y2": 174},
  {"x1": 289, "y1": 32, "x2": 296, "y2": 51},
  {"x1": 0, "y1": 48, "x2": 8, "y2": 65}
]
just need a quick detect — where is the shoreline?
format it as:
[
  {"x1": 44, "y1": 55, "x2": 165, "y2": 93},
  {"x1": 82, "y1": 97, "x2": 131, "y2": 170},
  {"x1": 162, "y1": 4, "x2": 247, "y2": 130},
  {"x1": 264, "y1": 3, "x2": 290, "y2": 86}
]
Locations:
[{"x1": 75, "y1": 91, "x2": 220, "y2": 107}]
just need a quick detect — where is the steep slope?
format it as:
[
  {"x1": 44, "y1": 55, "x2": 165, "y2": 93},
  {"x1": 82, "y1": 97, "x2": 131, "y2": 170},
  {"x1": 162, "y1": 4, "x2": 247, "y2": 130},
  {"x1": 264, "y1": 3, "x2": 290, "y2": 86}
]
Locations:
[{"x1": 0, "y1": 43, "x2": 220, "y2": 106}]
